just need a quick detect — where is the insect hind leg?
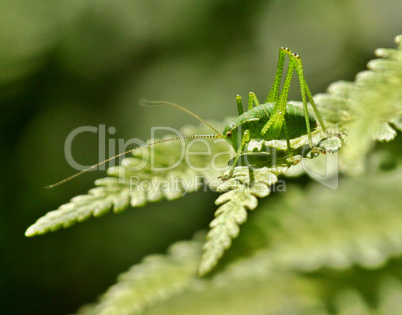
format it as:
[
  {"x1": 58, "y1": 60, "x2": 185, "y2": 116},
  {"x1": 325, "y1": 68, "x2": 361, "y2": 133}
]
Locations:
[
  {"x1": 290, "y1": 53, "x2": 328, "y2": 151},
  {"x1": 261, "y1": 49, "x2": 296, "y2": 137},
  {"x1": 282, "y1": 118, "x2": 293, "y2": 155},
  {"x1": 266, "y1": 47, "x2": 292, "y2": 103}
]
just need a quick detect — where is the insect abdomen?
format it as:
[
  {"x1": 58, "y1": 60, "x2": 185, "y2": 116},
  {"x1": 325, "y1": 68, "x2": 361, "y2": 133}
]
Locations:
[
  {"x1": 240, "y1": 103, "x2": 317, "y2": 141},
  {"x1": 282, "y1": 103, "x2": 317, "y2": 139}
]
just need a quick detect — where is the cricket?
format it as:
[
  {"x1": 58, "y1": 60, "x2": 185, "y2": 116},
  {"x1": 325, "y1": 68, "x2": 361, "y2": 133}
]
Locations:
[{"x1": 46, "y1": 47, "x2": 328, "y2": 188}]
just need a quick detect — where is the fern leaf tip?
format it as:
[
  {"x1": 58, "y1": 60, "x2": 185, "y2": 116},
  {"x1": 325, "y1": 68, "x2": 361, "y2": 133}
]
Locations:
[{"x1": 25, "y1": 226, "x2": 36, "y2": 237}]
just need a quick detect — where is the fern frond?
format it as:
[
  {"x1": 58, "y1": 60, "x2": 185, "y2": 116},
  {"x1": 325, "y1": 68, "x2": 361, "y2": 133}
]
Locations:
[
  {"x1": 377, "y1": 276, "x2": 402, "y2": 314},
  {"x1": 222, "y1": 168, "x2": 402, "y2": 277},
  {"x1": 332, "y1": 289, "x2": 374, "y2": 314},
  {"x1": 147, "y1": 170, "x2": 401, "y2": 313},
  {"x1": 26, "y1": 179, "x2": 131, "y2": 236},
  {"x1": 143, "y1": 274, "x2": 325, "y2": 315},
  {"x1": 78, "y1": 236, "x2": 326, "y2": 315},
  {"x1": 315, "y1": 34, "x2": 402, "y2": 173},
  {"x1": 77, "y1": 236, "x2": 204, "y2": 315},
  {"x1": 333, "y1": 277, "x2": 402, "y2": 314},
  {"x1": 76, "y1": 169, "x2": 401, "y2": 314},
  {"x1": 26, "y1": 120, "x2": 231, "y2": 237},
  {"x1": 198, "y1": 166, "x2": 278, "y2": 276}
]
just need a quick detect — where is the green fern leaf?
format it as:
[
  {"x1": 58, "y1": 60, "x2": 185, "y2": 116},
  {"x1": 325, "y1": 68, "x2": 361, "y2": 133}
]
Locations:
[
  {"x1": 198, "y1": 166, "x2": 278, "y2": 276},
  {"x1": 75, "y1": 168, "x2": 401, "y2": 314},
  {"x1": 78, "y1": 237, "x2": 326, "y2": 315},
  {"x1": 76, "y1": 152, "x2": 402, "y2": 314},
  {"x1": 315, "y1": 34, "x2": 402, "y2": 173},
  {"x1": 221, "y1": 168, "x2": 402, "y2": 278},
  {"x1": 26, "y1": 179, "x2": 131, "y2": 236},
  {"x1": 333, "y1": 289, "x2": 373, "y2": 314},
  {"x1": 373, "y1": 122, "x2": 398, "y2": 142},
  {"x1": 197, "y1": 125, "x2": 341, "y2": 276},
  {"x1": 151, "y1": 170, "x2": 401, "y2": 313},
  {"x1": 390, "y1": 115, "x2": 402, "y2": 131},
  {"x1": 333, "y1": 277, "x2": 402, "y2": 315},
  {"x1": 26, "y1": 120, "x2": 231, "y2": 237},
  {"x1": 377, "y1": 276, "x2": 402, "y2": 315},
  {"x1": 143, "y1": 274, "x2": 325, "y2": 315},
  {"x1": 77, "y1": 236, "x2": 204, "y2": 315}
]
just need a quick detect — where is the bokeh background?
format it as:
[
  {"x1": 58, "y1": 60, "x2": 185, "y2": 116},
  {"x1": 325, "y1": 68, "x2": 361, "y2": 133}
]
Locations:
[{"x1": 1, "y1": 0, "x2": 401, "y2": 314}]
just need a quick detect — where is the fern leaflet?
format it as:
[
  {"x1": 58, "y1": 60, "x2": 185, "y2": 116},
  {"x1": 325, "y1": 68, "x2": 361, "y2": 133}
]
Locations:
[
  {"x1": 198, "y1": 166, "x2": 278, "y2": 276},
  {"x1": 26, "y1": 121, "x2": 230, "y2": 236},
  {"x1": 77, "y1": 236, "x2": 203, "y2": 315},
  {"x1": 315, "y1": 34, "x2": 402, "y2": 173}
]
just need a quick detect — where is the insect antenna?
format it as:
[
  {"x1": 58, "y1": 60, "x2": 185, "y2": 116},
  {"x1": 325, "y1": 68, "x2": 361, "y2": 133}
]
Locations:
[
  {"x1": 45, "y1": 134, "x2": 218, "y2": 189},
  {"x1": 140, "y1": 100, "x2": 223, "y2": 138}
]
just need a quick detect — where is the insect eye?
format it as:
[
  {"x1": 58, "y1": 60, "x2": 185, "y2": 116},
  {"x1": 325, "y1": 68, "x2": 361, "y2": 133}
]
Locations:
[{"x1": 226, "y1": 131, "x2": 232, "y2": 137}]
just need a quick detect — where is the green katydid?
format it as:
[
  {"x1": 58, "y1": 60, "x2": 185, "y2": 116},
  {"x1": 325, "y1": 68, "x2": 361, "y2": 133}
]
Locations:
[
  {"x1": 46, "y1": 47, "x2": 328, "y2": 188},
  {"x1": 222, "y1": 47, "x2": 328, "y2": 171}
]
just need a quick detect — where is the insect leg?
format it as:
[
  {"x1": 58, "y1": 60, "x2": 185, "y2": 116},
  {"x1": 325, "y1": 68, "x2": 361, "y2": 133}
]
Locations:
[
  {"x1": 236, "y1": 95, "x2": 244, "y2": 115},
  {"x1": 248, "y1": 92, "x2": 260, "y2": 110},
  {"x1": 261, "y1": 54, "x2": 296, "y2": 136},
  {"x1": 292, "y1": 55, "x2": 327, "y2": 133},
  {"x1": 289, "y1": 53, "x2": 314, "y2": 148},
  {"x1": 266, "y1": 47, "x2": 291, "y2": 103},
  {"x1": 304, "y1": 84, "x2": 327, "y2": 133},
  {"x1": 229, "y1": 129, "x2": 250, "y2": 175},
  {"x1": 282, "y1": 118, "x2": 292, "y2": 155}
]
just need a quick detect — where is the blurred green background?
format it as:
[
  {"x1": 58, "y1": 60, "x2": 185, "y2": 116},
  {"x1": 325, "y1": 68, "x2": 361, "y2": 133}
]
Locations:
[{"x1": 1, "y1": 0, "x2": 401, "y2": 314}]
